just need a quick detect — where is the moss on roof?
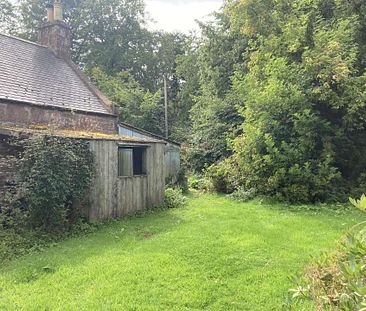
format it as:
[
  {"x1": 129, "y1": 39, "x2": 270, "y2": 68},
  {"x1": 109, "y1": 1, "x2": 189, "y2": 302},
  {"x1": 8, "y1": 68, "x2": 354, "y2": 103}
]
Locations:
[{"x1": 0, "y1": 124, "x2": 164, "y2": 144}]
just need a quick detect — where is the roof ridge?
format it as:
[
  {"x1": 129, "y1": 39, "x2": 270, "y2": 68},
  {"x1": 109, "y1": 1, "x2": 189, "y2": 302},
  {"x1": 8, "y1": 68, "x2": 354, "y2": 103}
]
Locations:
[{"x1": 0, "y1": 33, "x2": 48, "y2": 49}]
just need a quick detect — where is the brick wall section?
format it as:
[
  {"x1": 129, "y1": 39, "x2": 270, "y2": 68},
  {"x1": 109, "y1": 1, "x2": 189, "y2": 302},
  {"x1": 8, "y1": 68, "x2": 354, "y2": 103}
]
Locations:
[
  {"x1": 0, "y1": 101, "x2": 118, "y2": 134},
  {"x1": 0, "y1": 135, "x2": 19, "y2": 210}
]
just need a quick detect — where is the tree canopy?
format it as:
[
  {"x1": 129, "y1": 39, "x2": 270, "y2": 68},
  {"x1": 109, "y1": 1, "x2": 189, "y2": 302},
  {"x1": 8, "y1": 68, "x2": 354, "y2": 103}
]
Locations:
[
  {"x1": 223, "y1": 0, "x2": 366, "y2": 202},
  {"x1": 2, "y1": 0, "x2": 366, "y2": 202},
  {"x1": 181, "y1": 0, "x2": 366, "y2": 202}
]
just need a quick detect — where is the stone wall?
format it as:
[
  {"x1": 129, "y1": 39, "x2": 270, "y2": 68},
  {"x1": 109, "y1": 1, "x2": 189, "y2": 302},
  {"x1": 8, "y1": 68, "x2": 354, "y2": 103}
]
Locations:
[
  {"x1": 0, "y1": 101, "x2": 117, "y2": 134},
  {"x1": 38, "y1": 20, "x2": 70, "y2": 59},
  {"x1": 0, "y1": 135, "x2": 19, "y2": 210}
]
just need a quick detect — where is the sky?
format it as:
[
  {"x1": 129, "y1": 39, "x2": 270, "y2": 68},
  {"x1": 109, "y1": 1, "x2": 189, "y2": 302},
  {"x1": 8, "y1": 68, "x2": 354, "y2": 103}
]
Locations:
[
  {"x1": 8, "y1": 0, "x2": 224, "y2": 34},
  {"x1": 145, "y1": 0, "x2": 224, "y2": 34}
]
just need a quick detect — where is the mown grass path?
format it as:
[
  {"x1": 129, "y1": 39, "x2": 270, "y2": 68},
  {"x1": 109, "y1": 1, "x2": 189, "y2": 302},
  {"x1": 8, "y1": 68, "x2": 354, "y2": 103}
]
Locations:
[{"x1": 0, "y1": 194, "x2": 362, "y2": 310}]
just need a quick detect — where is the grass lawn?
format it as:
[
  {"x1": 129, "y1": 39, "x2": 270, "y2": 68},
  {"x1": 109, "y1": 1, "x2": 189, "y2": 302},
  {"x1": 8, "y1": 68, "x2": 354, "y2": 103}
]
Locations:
[{"x1": 0, "y1": 194, "x2": 363, "y2": 310}]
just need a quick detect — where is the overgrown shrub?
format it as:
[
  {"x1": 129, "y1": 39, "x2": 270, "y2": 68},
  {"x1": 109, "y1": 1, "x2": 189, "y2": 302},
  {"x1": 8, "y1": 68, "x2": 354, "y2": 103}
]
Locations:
[
  {"x1": 291, "y1": 195, "x2": 366, "y2": 310},
  {"x1": 205, "y1": 160, "x2": 232, "y2": 193},
  {"x1": 227, "y1": 187, "x2": 257, "y2": 202},
  {"x1": 163, "y1": 188, "x2": 187, "y2": 209},
  {"x1": 0, "y1": 203, "x2": 26, "y2": 230},
  {"x1": 188, "y1": 174, "x2": 211, "y2": 192},
  {"x1": 224, "y1": 0, "x2": 366, "y2": 204},
  {"x1": 233, "y1": 105, "x2": 346, "y2": 203},
  {"x1": 205, "y1": 156, "x2": 242, "y2": 193},
  {"x1": 13, "y1": 135, "x2": 94, "y2": 233}
]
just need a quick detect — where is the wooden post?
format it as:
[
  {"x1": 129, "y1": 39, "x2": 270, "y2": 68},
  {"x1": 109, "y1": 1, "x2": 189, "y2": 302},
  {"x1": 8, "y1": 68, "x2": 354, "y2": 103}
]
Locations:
[{"x1": 164, "y1": 75, "x2": 168, "y2": 139}]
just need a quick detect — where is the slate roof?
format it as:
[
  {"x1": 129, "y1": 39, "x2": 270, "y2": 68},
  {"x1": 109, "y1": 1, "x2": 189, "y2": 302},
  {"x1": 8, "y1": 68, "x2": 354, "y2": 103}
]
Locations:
[{"x1": 0, "y1": 34, "x2": 112, "y2": 115}]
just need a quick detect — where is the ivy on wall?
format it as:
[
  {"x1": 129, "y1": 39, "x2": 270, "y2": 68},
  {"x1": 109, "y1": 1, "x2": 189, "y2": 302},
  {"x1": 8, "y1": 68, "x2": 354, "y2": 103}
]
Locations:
[{"x1": 12, "y1": 135, "x2": 95, "y2": 232}]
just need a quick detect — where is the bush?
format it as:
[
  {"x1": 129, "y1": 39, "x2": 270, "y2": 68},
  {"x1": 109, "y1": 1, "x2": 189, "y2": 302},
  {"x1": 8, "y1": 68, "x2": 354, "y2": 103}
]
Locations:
[
  {"x1": 227, "y1": 187, "x2": 257, "y2": 202},
  {"x1": 188, "y1": 174, "x2": 211, "y2": 192},
  {"x1": 205, "y1": 156, "x2": 243, "y2": 194},
  {"x1": 206, "y1": 160, "x2": 232, "y2": 193},
  {"x1": 290, "y1": 195, "x2": 366, "y2": 310},
  {"x1": 12, "y1": 135, "x2": 94, "y2": 233},
  {"x1": 292, "y1": 232, "x2": 366, "y2": 310},
  {"x1": 163, "y1": 188, "x2": 187, "y2": 209}
]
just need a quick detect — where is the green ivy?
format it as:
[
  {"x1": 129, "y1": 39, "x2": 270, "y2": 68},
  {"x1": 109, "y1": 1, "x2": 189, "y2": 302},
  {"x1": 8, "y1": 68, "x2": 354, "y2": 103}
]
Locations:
[{"x1": 13, "y1": 135, "x2": 94, "y2": 233}]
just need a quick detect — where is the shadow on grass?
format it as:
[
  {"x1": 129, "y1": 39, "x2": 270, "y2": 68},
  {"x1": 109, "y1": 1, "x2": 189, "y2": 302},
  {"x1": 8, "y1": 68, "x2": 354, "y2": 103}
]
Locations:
[{"x1": 0, "y1": 206, "x2": 185, "y2": 282}]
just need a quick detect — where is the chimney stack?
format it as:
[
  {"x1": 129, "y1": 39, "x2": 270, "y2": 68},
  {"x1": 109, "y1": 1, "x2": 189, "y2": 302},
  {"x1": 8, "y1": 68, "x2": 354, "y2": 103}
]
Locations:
[{"x1": 38, "y1": 0, "x2": 70, "y2": 59}]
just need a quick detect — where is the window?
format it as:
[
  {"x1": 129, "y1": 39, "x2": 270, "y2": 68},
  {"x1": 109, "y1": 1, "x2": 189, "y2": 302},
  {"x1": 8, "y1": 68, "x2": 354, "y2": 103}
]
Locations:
[{"x1": 118, "y1": 147, "x2": 147, "y2": 177}]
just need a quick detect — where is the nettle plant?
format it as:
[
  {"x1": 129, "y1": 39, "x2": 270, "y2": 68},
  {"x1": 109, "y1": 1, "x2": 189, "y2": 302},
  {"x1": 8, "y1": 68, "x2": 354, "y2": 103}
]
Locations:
[
  {"x1": 291, "y1": 195, "x2": 366, "y2": 310},
  {"x1": 14, "y1": 135, "x2": 94, "y2": 233}
]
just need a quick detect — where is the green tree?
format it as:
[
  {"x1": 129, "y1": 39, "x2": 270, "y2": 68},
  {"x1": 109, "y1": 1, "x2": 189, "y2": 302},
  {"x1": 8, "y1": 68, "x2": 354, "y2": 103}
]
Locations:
[
  {"x1": 183, "y1": 11, "x2": 247, "y2": 171},
  {"x1": 174, "y1": 37, "x2": 200, "y2": 142},
  {"x1": 227, "y1": 0, "x2": 366, "y2": 202},
  {"x1": 0, "y1": 0, "x2": 16, "y2": 34},
  {"x1": 91, "y1": 67, "x2": 164, "y2": 135}
]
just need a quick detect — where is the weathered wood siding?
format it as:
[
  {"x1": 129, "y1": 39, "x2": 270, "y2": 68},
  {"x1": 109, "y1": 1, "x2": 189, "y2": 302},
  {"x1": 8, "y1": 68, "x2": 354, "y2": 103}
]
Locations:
[
  {"x1": 88, "y1": 140, "x2": 165, "y2": 221},
  {"x1": 165, "y1": 143, "x2": 181, "y2": 183},
  {"x1": 118, "y1": 124, "x2": 181, "y2": 183}
]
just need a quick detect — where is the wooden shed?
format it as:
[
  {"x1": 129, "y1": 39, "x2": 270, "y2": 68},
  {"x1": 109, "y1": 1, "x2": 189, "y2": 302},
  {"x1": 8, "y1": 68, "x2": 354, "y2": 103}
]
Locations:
[
  {"x1": 88, "y1": 135, "x2": 166, "y2": 221},
  {"x1": 0, "y1": 127, "x2": 166, "y2": 221}
]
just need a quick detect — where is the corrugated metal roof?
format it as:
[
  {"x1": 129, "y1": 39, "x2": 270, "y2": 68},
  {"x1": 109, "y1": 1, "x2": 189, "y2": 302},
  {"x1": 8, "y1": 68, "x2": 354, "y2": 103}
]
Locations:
[
  {"x1": 0, "y1": 34, "x2": 112, "y2": 115},
  {"x1": 118, "y1": 123, "x2": 181, "y2": 147}
]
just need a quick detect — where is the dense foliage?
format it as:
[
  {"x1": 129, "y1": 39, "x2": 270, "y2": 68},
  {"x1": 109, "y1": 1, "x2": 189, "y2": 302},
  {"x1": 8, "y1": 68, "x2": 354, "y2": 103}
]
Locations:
[
  {"x1": 226, "y1": 0, "x2": 366, "y2": 202},
  {"x1": 91, "y1": 67, "x2": 164, "y2": 135},
  {"x1": 0, "y1": 136, "x2": 95, "y2": 261},
  {"x1": 181, "y1": 12, "x2": 246, "y2": 170},
  {"x1": 0, "y1": 0, "x2": 16, "y2": 33},
  {"x1": 182, "y1": 0, "x2": 366, "y2": 203},
  {"x1": 176, "y1": 0, "x2": 366, "y2": 203},
  {"x1": 14, "y1": 136, "x2": 94, "y2": 232}
]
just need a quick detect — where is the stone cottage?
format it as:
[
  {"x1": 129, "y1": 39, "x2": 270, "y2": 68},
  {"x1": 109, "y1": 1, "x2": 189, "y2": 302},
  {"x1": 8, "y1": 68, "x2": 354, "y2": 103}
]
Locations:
[{"x1": 0, "y1": 0, "x2": 175, "y2": 220}]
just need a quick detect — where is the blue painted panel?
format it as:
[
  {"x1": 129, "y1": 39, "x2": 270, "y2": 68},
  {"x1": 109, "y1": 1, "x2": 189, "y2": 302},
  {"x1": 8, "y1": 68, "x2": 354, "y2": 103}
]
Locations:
[{"x1": 118, "y1": 125, "x2": 149, "y2": 139}]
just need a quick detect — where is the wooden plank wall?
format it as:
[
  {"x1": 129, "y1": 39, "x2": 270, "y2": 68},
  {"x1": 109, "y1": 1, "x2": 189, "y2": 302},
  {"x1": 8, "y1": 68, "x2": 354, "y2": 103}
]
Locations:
[
  {"x1": 89, "y1": 140, "x2": 165, "y2": 221},
  {"x1": 165, "y1": 143, "x2": 181, "y2": 183}
]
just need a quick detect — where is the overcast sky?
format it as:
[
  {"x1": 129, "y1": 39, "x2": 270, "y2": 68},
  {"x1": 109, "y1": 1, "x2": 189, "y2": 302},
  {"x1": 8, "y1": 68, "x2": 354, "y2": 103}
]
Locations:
[{"x1": 145, "y1": 0, "x2": 223, "y2": 33}]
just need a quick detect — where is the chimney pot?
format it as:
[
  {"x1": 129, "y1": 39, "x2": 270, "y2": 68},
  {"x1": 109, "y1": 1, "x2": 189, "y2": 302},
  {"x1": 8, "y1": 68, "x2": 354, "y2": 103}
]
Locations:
[
  {"x1": 46, "y1": 4, "x2": 54, "y2": 22},
  {"x1": 38, "y1": 0, "x2": 70, "y2": 59},
  {"x1": 53, "y1": 0, "x2": 63, "y2": 21}
]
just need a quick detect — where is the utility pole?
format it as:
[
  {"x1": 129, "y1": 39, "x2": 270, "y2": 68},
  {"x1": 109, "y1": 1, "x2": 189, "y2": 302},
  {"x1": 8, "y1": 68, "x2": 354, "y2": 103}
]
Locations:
[{"x1": 164, "y1": 75, "x2": 168, "y2": 139}]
